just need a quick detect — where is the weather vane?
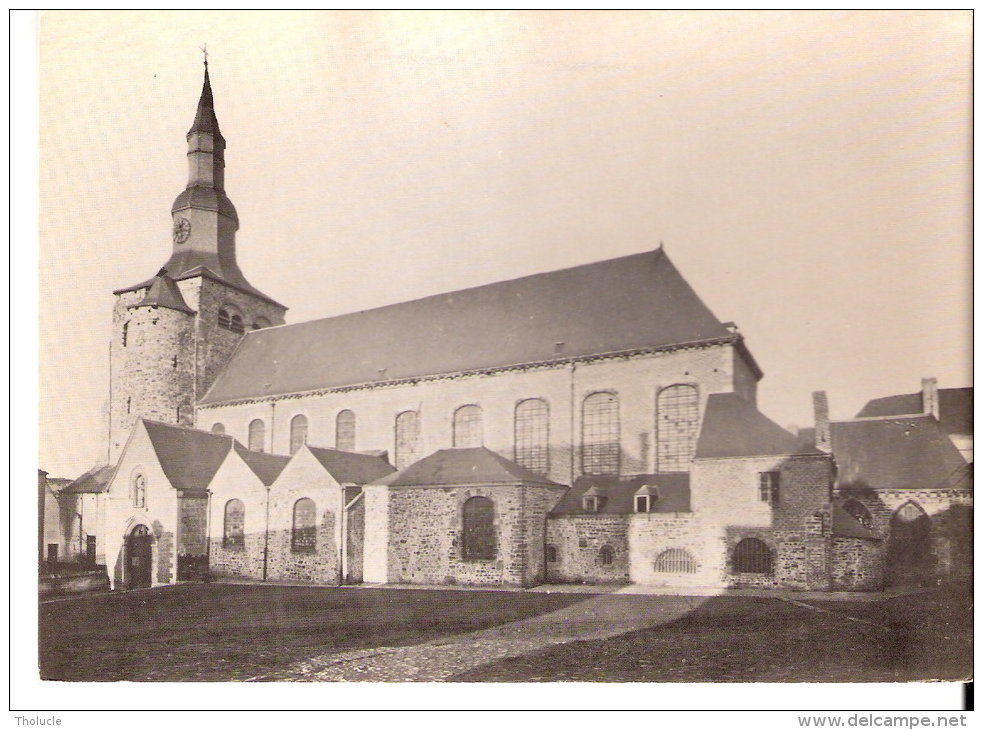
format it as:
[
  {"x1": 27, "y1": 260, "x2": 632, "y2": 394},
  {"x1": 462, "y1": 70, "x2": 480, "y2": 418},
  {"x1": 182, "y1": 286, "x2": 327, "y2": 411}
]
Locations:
[{"x1": 200, "y1": 43, "x2": 208, "y2": 67}]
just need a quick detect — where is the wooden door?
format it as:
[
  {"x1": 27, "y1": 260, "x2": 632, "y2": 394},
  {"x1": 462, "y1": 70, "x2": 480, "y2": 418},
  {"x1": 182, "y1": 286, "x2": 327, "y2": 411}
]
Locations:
[{"x1": 126, "y1": 525, "x2": 153, "y2": 589}]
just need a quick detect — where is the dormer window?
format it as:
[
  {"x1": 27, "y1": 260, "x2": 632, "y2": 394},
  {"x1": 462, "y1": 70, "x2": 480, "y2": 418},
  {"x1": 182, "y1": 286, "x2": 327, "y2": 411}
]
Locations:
[
  {"x1": 634, "y1": 484, "x2": 659, "y2": 513},
  {"x1": 583, "y1": 495, "x2": 601, "y2": 513},
  {"x1": 636, "y1": 495, "x2": 649, "y2": 513}
]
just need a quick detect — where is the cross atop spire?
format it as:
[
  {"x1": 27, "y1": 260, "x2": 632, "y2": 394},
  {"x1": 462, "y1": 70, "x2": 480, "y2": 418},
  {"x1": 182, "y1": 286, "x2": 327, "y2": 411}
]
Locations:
[{"x1": 199, "y1": 43, "x2": 208, "y2": 67}]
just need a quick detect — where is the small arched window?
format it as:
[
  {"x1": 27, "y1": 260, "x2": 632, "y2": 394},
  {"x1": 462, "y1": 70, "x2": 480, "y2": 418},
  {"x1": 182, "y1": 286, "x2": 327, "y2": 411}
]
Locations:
[
  {"x1": 453, "y1": 405, "x2": 483, "y2": 448},
  {"x1": 582, "y1": 392, "x2": 620, "y2": 475},
  {"x1": 395, "y1": 410, "x2": 421, "y2": 470},
  {"x1": 248, "y1": 419, "x2": 265, "y2": 452},
  {"x1": 218, "y1": 308, "x2": 231, "y2": 330},
  {"x1": 336, "y1": 410, "x2": 356, "y2": 451},
  {"x1": 654, "y1": 548, "x2": 697, "y2": 574},
  {"x1": 546, "y1": 544, "x2": 559, "y2": 563},
  {"x1": 230, "y1": 314, "x2": 245, "y2": 334},
  {"x1": 733, "y1": 538, "x2": 773, "y2": 575},
  {"x1": 289, "y1": 414, "x2": 308, "y2": 455},
  {"x1": 211, "y1": 423, "x2": 225, "y2": 435},
  {"x1": 132, "y1": 473, "x2": 146, "y2": 509},
  {"x1": 292, "y1": 498, "x2": 317, "y2": 553},
  {"x1": 599, "y1": 545, "x2": 615, "y2": 566},
  {"x1": 843, "y1": 498, "x2": 873, "y2": 530},
  {"x1": 462, "y1": 496, "x2": 495, "y2": 560},
  {"x1": 223, "y1": 499, "x2": 245, "y2": 549},
  {"x1": 252, "y1": 317, "x2": 272, "y2": 330},
  {"x1": 514, "y1": 398, "x2": 549, "y2": 475},
  {"x1": 657, "y1": 384, "x2": 700, "y2": 472}
]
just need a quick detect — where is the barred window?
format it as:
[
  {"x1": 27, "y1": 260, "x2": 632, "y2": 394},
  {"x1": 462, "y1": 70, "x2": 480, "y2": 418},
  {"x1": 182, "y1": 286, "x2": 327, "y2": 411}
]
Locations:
[
  {"x1": 514, "y1": 398, "x2": 549, "y2": 475},
  {"x1": 292, "y1": 498, "x2": 317, "y2": 553},
  {"x1": 843, "y1": 498, "x2": 873, "y2": 529},
  {"x1": 230, "y1": 314, "x2": 245, "y2": 334},
  {"x1": 132, "y1": 473, "x2": 146, "y2": 508},
  {"x1": 657, "y1": 384, "x2": 699, "y2": 471},
  {"x1": 218, "y1": 308, "x2": 231, "y2": 330},
  {"x1": 223, "y1": 499, "x2": 244, "y2": 549},
  {"x1": 336, "y1": 410, "x2": 356, "y2": 451},
  {"x1": 211, "y1": 423, "x2": 225, "y2": 435},
  {"x1": 599, "y1": 545, "x2": 615, "y2": 566},
  {"x1": 654, "y1": 548, "x2": 697, "y2": 574},
  {"x1": 453, "y1": 405, "x2": 483, "y2": 448},
  {"x1": 759, "y1": 471, "x2": 780, "y2": 505},
  {"x1": 462, "y1": 496, "x2": 495, "y2": 560},
  {"x1": 546, "y1": 544, "x2": 558, "y2": 563},
  {"x1": 732, "y1": 538, "x2": 773, "y2": 575},
  {"x1": 395, "y1": 410, "x2": 421, "y2": 470},
  {"x1": 248, "y1": 419, "x2": 265, "y2": 452},
  {"x1": 582, "y1": 392, "x2": 620, "y2": 475},
  {"x1": 289, "y1": 414, "x2": 308, "y2": 455}
]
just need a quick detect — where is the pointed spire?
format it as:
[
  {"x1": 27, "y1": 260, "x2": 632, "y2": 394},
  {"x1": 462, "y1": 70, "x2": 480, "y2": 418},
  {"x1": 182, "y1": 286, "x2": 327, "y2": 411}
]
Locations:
[{"x1": 188, "y1": 62, "x2": 221, "y2": 138}]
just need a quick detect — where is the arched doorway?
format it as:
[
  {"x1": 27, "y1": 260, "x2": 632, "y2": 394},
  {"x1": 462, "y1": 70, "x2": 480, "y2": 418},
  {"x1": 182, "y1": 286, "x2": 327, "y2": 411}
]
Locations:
[
  {"x1": 887, "y1": 501, "x2": 933, "y2": 586},
  {"x1": 126, "y1": 524, "x2": 153, "y2": 589}
]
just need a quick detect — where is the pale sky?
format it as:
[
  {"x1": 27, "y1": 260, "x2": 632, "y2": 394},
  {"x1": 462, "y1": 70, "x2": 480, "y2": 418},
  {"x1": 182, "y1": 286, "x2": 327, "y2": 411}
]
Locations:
[{"x1": 37, "y1": 10, "x2": 972, "y2": 478}]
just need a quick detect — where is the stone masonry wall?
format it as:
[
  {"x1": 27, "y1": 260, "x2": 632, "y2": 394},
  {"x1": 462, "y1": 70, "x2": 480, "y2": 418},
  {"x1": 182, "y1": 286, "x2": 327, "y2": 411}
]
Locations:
[
  {"x1": 628, "y1": 514, "x2": 724, "y2": 587},
  {"x1": 209, "y1": 532, "x2": 265, "y2": 580},
  {"x1": 832, "y1": 537, "x2": 884, "y2": 591},
  {"x1": 546, "y1": 515, "x2": 630, "y2": 584}
]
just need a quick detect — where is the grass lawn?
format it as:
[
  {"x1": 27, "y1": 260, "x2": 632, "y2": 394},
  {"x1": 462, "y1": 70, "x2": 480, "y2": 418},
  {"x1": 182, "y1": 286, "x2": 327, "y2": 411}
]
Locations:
[
  {"x1": 39, "y1": 584, "x2": 591, "y2": 681},
  {"x1": 451, "y1": 582, "x2": 973, "y2": 682}
]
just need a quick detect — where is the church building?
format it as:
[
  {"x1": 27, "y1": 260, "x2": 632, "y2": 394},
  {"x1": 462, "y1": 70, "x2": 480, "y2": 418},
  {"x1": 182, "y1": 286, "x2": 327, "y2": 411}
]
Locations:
[{"x1": 86, "y1": 63, "x2": 970, "y2": 593}]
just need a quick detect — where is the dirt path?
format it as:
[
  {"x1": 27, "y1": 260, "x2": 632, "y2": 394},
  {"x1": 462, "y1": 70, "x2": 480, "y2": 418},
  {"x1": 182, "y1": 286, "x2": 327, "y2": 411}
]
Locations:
[{"x1": 257, "y1": 593, "x2": 712, "y2": 682}]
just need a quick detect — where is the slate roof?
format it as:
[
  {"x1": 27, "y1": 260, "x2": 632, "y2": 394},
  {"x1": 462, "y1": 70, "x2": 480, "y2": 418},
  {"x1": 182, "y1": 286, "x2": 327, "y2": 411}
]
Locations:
[
  {"x1": 130, "y1": 274, "x2": 194, "y2": 314},
  {"x1": 188, "y1": 66, "x2": 222, "y2": 138},
  {"x1": 306, "y1": 446, "x2": 397, "y2": 485},
  {"x1": 550, "y1": 473, "x2": 690, "y2": 515},
  {"x1": 62, "y1": 464, "x2": 115, "y2": 495},
  {"x1": 856, "y1": 387, "x2": 973, "y2": 436},
  {"x1": 695, "y1": 392, "x2": 819, "y2": 459},
  {"x1": 233, "y1": 442, "x2": 290, "y2": 486},
  {"x1": 373, "y1": 447, "x2": 562, "y2": 488},
  {"x1": 831, "y1": 503, "x2": 879, "y2": 540},
  {"x1": 201, "y1": 248, "x2": 755, "y2": 404},
  {"x1": 143, "y1": 419, "x2": 234, "y2": 491},
  {"x1": 831, "y1": 416, "x2": 971, "y2": 492}
]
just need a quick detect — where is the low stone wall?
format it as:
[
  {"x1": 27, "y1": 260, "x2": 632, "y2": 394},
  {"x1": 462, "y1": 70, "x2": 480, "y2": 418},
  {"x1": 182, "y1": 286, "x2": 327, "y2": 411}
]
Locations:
[
  {"x1": 545, "y1": 515, "x2": 629, "y2": 584},
  {"x1": 209, "y1": 532, "x2": 266, "y2": 580},
  {"x1": 39, "y1": 570, "x2": 110, "y2": 598}
]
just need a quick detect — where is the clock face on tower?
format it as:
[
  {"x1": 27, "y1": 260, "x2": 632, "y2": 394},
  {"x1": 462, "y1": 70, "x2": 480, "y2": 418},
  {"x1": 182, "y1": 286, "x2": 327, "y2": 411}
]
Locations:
[{"x1": 172, "y1": 217, "x2": 191, "y2": 244}]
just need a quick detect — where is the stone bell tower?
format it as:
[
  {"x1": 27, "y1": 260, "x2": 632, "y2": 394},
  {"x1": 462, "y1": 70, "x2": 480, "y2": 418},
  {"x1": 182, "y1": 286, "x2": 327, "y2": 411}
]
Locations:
[{"x1": 108, "y1": 59, "x2": 287, "y2": 462}]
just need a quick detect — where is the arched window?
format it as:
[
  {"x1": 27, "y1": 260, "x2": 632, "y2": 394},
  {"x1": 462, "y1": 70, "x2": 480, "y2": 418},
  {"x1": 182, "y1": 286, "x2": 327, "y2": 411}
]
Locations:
[
  {"x1": 843, "y1": 498, "x2": 873, "y2": 530},
  {"x1": 122, "y1": 321, "x2": 129, "y2": 347},
  {"x1": 289, "y1": 414, "x2": 308, "y2": 455},
  {"x1": 887, "y1": 501, "x2": 932, "y2": 584},
  {"x1": 336, "y1": 410, "x2": 356, "y2": 451},
  {"x1": 462, "y1": 496, "x2": 495, "y2": 560},
  {"x1": 582, "y1": 392, "x2": 619, "y2": 475},
  {"x1": 514, "y1": 398, "x2": 549, "y2": 475},
  {"x1": 132, "y1": 473, "x2": 146, "y2": 508},
  {"x1": 453, "y1": 405, "x2": 483, "y2": 448},
  {"x1": 248, "y1": 419, "x2": 265, "y2": 452},
  {"x1": 599, "y1": 545, "x2": 615, "y2": 566},
  {"x1": 230, "y1": 314, "x2": 245, "y2": 334},
  {"x1": 252, "y1": 317, "x2": 271, "y2": 330},
  {"x1": 395, "y1": 410, "x2": 421, "y2": 470},
  {"x1": 657, "y1": 384, "x2": 699, "y2": 471},
  {"x1": 291, "y1": 498, "x2": 317, "y2": 553},
  {"x1": 211, "y1": 423, "x2": 225, "y2": 435},
  {"x1": 546, "y1": 544, "x2": 558, "y2": 563},
  {"x1": 223, "y1": 499, "x2": 244, "y2": 549},
  {"x1": 732, "y1": 538, "x2": 773, "y2": 575},
  {"x1": 218, "y1": 308, "x2": 231, "y2": 330},
  {"x1": 654, "y1": 548, "x2": 697, "y2": 574}
]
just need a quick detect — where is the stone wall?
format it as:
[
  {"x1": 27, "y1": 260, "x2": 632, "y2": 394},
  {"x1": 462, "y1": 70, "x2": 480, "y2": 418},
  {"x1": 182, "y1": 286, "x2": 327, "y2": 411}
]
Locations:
[
  {"x1": 628, "y1": 514, "x2": 724, "y2": 587},
  {"x1": 198, "y1": 342, "x2": 748, "y2": 483},
  {"x1": 209, "y1": 532, "x2": 266, "y2": 580},
  {"x1": 345, "y1": 492, "x2": 365, "y2": 584},
  {"x1": 546, "y1": 515, "x2": 630, "y2": 584},
  {"x1": 832, "y1": 537, "x2": 884, "y2": 591},
  {"x1": 265, "y1": 514, "x2": 339, "y2": 583}
]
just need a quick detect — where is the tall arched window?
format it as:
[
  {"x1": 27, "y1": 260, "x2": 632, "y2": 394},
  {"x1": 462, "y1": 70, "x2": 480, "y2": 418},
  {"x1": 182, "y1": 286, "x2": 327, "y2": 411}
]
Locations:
[
  {"x1": 462, "y1": 496, "x2": 495, "y2": 560},
  {"x1": 211, "y1": 423, "x2": 225, "y2": 435},
  {"x1": 395, "y1": 410, "x2": 421, "y2": 470},
  {"x1": 657, "y1": 384, "x2": 699, "y2": 471},
  {"x1": 289, "y1": 414, "x2": 308, "y2": 455},
  {"x1": 514, "y1": 398, "x2": 549, "y2": 475},
  {"x1": 887, "y1": 500, "x2": 932, "y2": 584},
  {"x1": 132, "y1": 473, "x2": 146, "y2": 508},
  {"x1": 732, "y1": 538, "x2": 773, "y2": 575},
  {"x1": 654, "y1": 548, "x2": 697, "y2": 574},
  {"x1": 122, "y1": 321, "x2": 129, "y2": 347},
  {"x1": 292, "y1": 498, "x2": 317, "y2": 553},
  {"x1": 843, "y1": 498, "x2": 873, "y2": 530},
  {"x1": 248, "y1": 419, "x2": 265, "y2": 452},
  {"x1": 582, "y1": 392, "x2": 619, "y2": 475},
  {"x1": 599, "y1": 545, "x2": 615, "y2": 566},
  {"x1": 223, "y1": 499, "x2": 244, "y2": 549},
  {"x1": 336, "y1": 410, "x2": 356, "y2": 451},
  {"x1": 453, "y1": 405, "x2": 483, "y2": 448}
]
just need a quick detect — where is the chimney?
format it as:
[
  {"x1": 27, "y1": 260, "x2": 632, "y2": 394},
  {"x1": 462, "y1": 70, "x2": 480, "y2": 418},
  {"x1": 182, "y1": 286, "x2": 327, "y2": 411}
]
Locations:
[
  {"x1": 813, "y1": 391, "x2": 831, "y2": 452},
  {"x1": 921, "y1": 377, "x2": 940, "y2": 420}
]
